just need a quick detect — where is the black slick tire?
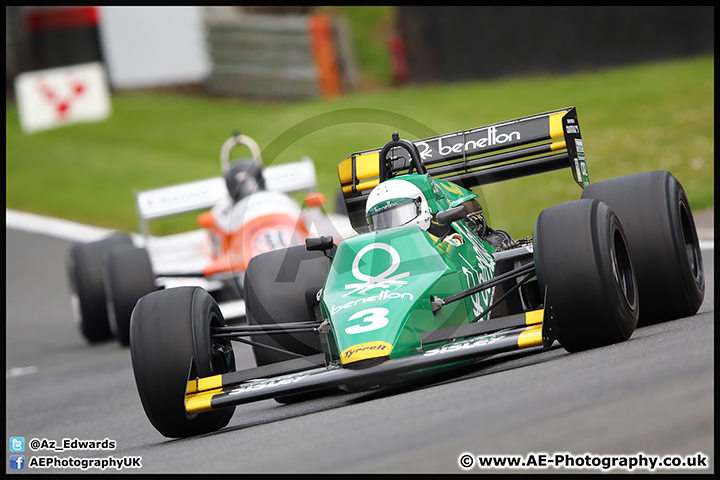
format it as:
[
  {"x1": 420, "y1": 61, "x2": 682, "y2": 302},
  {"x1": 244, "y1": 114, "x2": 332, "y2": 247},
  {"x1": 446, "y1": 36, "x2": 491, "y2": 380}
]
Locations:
[
  {"x1": 581, "y1": 171, "x2": 705, "y2": 325},
  {"x1": 244, "y1": 245, "x2": 330, "y2": 365},
  {"x1": 104, "y1": 245, "x2": 156, "y2": 346},
  {"x1": 534, "y1": 199, "x2": 638, "y2": 352},
  {"x1": 130, "y1": 287, "x2": 236, "y2": 438},
  {"x1": 66, "y1": 234, "x2": 133, "y2": 343},
  {"x1": 243, "y1": 245, "x2": 332, "y2": 403}
]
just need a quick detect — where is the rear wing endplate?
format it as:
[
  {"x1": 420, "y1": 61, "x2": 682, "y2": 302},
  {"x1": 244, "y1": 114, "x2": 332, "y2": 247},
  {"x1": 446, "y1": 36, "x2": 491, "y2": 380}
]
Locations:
[
  {"x1": 338, "y1": 107, "x2": 589, "y2": 232},
  {"x1": 134, "y1": 157, "x2": 318, "y2": 240}
]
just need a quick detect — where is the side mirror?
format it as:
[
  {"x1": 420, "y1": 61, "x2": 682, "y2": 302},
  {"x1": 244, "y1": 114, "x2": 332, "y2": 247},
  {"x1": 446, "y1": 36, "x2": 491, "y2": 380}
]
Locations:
[
  {"x1": 435, "y1": 205, "x2": 466, "y2": 225},
  {"x1": 306, "y1": 235, "x2": 334, "y2": 252}
]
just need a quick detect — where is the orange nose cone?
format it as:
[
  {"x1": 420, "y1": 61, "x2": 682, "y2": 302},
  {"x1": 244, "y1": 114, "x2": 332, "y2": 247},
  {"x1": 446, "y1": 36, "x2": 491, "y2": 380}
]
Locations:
[{"x1": 304, "y1": 192, "x2": 326, "y2": 207}]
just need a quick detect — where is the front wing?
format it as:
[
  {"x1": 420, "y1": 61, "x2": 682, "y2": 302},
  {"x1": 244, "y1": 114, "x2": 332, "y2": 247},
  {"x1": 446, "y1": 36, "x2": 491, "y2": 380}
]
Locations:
[{"x1": 185, "y1": 309, "x2": 554, "y2": 415}]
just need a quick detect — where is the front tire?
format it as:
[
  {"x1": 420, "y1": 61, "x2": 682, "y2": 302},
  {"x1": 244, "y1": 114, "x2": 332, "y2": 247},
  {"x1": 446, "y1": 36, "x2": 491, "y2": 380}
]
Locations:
[
  {"x1": 581, "y1": 171, "x2": 704, "y2": 325},
  {"x1": 534, "y1": 199, "x2": 638, "y2": 352},
  {"x1": 130, "y1": 287, "x2": 236, "y2": 438}
]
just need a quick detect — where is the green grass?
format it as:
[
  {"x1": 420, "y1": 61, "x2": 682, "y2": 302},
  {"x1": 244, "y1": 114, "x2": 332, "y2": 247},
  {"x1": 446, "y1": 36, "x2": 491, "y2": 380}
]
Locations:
[{"x1": 6, "y1": 55, "x2": 713, "y2": 238}]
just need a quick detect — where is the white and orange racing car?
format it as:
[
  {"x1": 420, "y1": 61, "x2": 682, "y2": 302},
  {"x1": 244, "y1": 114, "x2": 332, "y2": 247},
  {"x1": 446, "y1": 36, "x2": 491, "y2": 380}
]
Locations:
[{"x1": 66, "y1": 133, "x2": 354, "y2": 346}]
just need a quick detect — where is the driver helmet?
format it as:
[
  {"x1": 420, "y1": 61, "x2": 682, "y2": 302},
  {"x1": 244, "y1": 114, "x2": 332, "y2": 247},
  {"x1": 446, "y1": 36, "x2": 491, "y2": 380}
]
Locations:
[
  {"x1": 224, "y1": 159, "x2": 264, "y2": 202},
  {"x1": 365, "y1": 178, "x2": 432, "y2": 231}
]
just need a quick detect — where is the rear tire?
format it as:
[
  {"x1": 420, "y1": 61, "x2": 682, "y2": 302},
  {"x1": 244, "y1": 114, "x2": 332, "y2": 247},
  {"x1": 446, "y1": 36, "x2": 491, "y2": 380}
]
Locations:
[
  {"x1": 581, "y1": 171, "x2": 705, "y2": 325},
  {"x1": 104, "y1": 245, "x2": 156, "y2": 346},
  {"x1": 244, "y1": 245, "x2": 332, "y2": 403},
  {"x1": 66, "y1": 234, "x2": 133, "y2": 343},
  {"x1": 534, "y1": 199, "x2": 638, "y2": 352},
  {"x1": 130, "y1": 287, "x2": 236, "y2": 438}
]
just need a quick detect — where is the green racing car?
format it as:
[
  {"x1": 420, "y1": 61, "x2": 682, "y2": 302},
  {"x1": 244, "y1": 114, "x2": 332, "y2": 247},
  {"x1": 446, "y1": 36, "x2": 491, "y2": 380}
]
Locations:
[{"x1": 129, "y1": 107, "x2": 705, "y2": 438}]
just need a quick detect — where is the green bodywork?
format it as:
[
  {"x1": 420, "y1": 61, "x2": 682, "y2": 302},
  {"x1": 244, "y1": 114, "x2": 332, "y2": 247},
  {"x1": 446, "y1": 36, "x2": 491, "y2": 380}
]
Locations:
[
  {"x1": 400, "y1": 174, "x2": 478, "y2": 213},
  {"x1": 321, "y1": 174, "x2": 496, "y2": 364}
]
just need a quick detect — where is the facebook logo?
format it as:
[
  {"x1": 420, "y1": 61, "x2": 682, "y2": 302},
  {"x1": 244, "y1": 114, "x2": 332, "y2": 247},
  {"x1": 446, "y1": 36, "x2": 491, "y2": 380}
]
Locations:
[
  {"x1": 10, "y1": 455, "x2": 25, "y2": 470},
  {"x1": 10, "y1": 437, "x2": 25, "y2": 452}
]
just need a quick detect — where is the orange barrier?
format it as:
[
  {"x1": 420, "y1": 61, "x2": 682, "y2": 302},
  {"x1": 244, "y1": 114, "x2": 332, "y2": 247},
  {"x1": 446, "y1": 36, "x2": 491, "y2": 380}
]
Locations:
[{"x1": 308, "y1": 14, "x2": 342, "y2": 98}]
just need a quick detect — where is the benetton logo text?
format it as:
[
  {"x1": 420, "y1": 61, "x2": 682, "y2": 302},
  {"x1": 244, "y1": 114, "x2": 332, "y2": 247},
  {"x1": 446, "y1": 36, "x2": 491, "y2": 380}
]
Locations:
[{"x1": 416, "y1": 126, "x2": 521, "y2": 160}]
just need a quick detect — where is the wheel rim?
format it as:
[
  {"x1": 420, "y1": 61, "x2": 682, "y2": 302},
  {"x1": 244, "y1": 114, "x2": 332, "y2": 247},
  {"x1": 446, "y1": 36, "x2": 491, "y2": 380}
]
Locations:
[
  {"x1": 66, "y1": 258, "x2": 83, "y2": 326},
  {"x1": 69, "y1": 291, "x2": 82, "y2": 326},
  {"x1": 612, "y1": 226, "x2": 636, "y2": 310},
  {"x1": 679, "y1": 201, "x2": 702, "y2": 284},
  {"x1": 107, "y1": 293, "x2": 118, "y2": 338},
  {"x1": 209, "y1": 311, "x2": 235, "y2": 374}
]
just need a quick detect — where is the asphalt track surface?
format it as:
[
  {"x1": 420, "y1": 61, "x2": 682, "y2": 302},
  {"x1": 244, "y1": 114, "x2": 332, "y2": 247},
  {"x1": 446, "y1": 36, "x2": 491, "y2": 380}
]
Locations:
[{"x1": 5, "y1": 224, "x2": 714, "y2": 474}]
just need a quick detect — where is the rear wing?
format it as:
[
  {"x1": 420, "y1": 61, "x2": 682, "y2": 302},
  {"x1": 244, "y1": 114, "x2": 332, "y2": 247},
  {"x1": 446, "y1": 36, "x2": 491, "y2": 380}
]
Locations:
[
  {"x1": 338, "y1": 107, "x2": 589, "y2": 232},
  {"x1": 134, "y1": 156, "x2": 318, "y2": 241}
]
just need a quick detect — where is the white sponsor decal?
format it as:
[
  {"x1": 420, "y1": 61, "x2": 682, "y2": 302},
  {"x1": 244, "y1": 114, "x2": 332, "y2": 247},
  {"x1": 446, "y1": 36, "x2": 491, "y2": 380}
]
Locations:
[
  {"x1": 424, "y1": 334, "x2": 503, "y2": 356},
  {"x1": 331, "y1": 290, "x2": 414, "y2": 315},
  {"x1": 345, "y1": 307, "x2": 390, "y2": 334},
  {"x1": 229, "y1": 374, "x2": 309, "y2": 394},
  {"x1": 330, "y1": 242, "x2": 414, "y2": 316},
  {"x1": 461, "y1": 264, "x2": 485, "y2": 317},
  {"x1": 416, "y1": 126, "x2": 521, "y2": 160},
  {"x1": 454, "y1": 222, "x2": 496, "y2": 318},
  {"x1": 344, "y1": 243, "x2": 410, "y2": 297}
]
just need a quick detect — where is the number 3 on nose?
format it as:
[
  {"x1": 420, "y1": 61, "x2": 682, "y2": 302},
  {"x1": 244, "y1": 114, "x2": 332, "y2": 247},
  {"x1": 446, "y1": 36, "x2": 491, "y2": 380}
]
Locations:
[{"x1": 345, "y1": 307, "x2": 390, "y2": 334}]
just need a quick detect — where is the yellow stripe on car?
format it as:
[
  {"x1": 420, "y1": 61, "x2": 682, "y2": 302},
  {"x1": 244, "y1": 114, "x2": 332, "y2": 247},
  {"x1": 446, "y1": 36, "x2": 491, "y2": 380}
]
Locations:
[
  {"x1": 186, "y1": 374, "x2": 222, "y2": 394},
  {"x1": 518, "y1": 324, "x2": 543, "y2": 348},
  {"x1": 185, "y1": 388, "x2": 222, "y2": 414},
  {"x1": 342, "y1": 178, "x2": 379, "y2": 194},
  {"x1": 525, "y1": 309, "x2": 543, "y2": 325},
  {"x1": 338, "y1": 151, "x2": 380, "y2": 193},
  {"x1": 550, "y1": 140, "x2": 567, "y2": 151},
  {"x1": 549, "y1": 111, "x2": 566, "y2": 139}
]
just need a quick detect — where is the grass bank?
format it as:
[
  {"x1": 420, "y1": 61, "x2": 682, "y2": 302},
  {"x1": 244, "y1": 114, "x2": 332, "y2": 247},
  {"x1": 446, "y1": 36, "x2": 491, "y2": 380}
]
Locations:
[{"x1": 6, "y1": 55, "x2": 713, "y2": 238}]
